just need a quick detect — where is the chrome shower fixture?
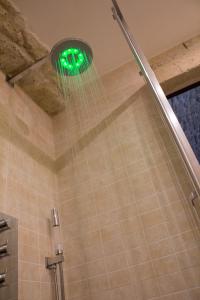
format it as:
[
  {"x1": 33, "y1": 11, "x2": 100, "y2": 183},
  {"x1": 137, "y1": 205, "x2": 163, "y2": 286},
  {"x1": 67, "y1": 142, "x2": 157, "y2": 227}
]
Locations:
[
  {"x1": 46, "y1": 209, "x2": 65, "y2": 300},
  {"x1": 0, "y1": 219, "x2": 9, "y2": 231},
  {"x1": 50, "y1": 38, "x2": 93, "y2": 76},
  {"x1": 51, "y1": 208, "x2": 60, "y2": 227}
]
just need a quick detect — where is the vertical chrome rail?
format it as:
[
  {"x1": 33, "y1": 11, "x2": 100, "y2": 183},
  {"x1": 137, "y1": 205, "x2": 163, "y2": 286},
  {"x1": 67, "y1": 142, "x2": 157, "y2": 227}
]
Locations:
[
  {"x1": 46, "y1": 208, "x2": 65, "y2": 300},
  {"x1": 46, "y1": 254, "x2": 65, "y2": 300},
  {"x1": 111, "y1": 0, "x2": 200, "y2": 198},
  {"x1": 57, "y1": 262, "x2": 65, "y2": 300},
  {"x1": 53, "y1": 266, "x2": 60, "y2": 300}
]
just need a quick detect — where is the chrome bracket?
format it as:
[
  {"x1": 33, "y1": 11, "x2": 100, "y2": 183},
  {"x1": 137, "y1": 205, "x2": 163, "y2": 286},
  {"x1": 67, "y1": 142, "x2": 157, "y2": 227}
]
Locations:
[
  {"x1": 189, "y1": 190, "x2": 198, "y2": 203},
  {"x1": 189, "y1": 191, "x2": 200, "y2": 222},
  {"x1": 45, "y1": 254, "x2": 64, "y2": 270}
]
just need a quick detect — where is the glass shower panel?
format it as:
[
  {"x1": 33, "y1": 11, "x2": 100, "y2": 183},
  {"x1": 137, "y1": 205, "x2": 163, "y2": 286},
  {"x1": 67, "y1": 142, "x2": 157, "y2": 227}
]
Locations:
[
  {"x1": 55, "y1": 2, "x2": 200, "y2": 299},
  {"x1": 56, "y1": 61, "x2": 200, "y2": 300},
  {"x1": 111, "y1": 0, "x2": 200, "y2": 215}
]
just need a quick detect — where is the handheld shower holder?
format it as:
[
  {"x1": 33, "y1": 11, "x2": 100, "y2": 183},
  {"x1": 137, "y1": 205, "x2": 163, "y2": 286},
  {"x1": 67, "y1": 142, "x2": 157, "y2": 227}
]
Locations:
[{"x1": 45, "y1": 253, "x2": 64, "y2": 270}]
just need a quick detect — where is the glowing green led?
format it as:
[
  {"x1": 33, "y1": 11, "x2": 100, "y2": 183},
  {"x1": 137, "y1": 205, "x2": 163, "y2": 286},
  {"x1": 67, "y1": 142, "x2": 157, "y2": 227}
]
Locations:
[{"x1": 59, "y1": 47, "x2": 87, "y2": 74}]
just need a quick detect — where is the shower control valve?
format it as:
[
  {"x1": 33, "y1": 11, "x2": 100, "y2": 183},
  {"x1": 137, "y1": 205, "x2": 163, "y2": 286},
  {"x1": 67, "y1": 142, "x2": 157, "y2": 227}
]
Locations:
[
  {"x1": 0, "y1": 219, "x2": 9, "y2": 232},
  {"x1": 0, "y1": 240, "x2": 8, "y2": 258},
  {"x1": 0, "y1": 270, "x2": 7, "y2": 287}
]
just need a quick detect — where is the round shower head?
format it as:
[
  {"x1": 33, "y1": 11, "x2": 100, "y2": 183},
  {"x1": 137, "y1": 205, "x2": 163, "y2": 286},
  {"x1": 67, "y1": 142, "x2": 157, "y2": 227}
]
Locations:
[{"x1": 50, "y1": 38, "x2": 93, "y2": 76}]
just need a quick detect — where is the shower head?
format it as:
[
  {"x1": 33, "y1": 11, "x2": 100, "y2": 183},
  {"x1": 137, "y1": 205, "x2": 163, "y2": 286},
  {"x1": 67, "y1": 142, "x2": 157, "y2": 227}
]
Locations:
[{"x1": 50, "y1": 38, "x2": 93, "y2": 76}]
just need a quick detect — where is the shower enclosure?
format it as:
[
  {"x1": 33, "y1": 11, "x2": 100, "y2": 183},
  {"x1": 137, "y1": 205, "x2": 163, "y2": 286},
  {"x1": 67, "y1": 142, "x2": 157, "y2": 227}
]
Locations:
[
  {"x1": 0, "y1": 0, "x2": 200, "y2": 299},
  {"x1": 54, "y1": 2, "x2": 200, "y2": 299}
]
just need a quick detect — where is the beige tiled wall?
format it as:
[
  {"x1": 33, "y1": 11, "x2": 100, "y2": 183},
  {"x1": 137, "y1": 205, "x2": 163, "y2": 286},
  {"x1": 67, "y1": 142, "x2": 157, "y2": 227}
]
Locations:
[
  {"x1": 54, "y1": 63, "x2": 200, "y2": 300},
  {"x1": 0, "y1": 43, "x2": 200, "y2": 300},
  {"x1": 0, "y1": 73, "x2": 56, "y2": 300}
]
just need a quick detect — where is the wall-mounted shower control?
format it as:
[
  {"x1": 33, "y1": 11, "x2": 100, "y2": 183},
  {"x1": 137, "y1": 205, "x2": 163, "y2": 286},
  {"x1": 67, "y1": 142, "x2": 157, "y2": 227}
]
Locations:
[
  {"x1": 0, "y1": 219, "x2": 9, "y2": 232},
  {"x1": 0, "y1": 271, "x2": 6, "y2": 286},
  {"x1": 0, "y1": 241, "x2": 8, "y2": 258},
  {"x1": 0, "y1": 212, "x2": 18, "y2": 299}
]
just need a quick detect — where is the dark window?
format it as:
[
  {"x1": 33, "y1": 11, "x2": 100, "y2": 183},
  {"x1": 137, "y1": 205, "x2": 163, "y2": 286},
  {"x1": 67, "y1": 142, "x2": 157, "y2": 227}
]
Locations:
[{"x1": 168, "y1": 82, "x2": 200, "y2": 164}]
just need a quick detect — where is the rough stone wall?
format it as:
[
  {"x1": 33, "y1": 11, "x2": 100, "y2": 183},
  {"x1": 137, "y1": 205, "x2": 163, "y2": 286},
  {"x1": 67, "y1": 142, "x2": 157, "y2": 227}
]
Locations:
[
  {"x1": 150, "y1": 35, "x2": 200, "y2": 94},
  {"x1": 0, "y1": 0, "x2": 65, "y2": 115}
]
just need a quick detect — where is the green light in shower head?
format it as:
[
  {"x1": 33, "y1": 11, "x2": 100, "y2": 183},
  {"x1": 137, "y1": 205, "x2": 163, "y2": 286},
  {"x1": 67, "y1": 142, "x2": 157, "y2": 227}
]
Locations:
[
  {"x1": 59, "y1": 48, "x2": 86, "y2": 74},
  {"x1": 50, "y1": 39, "x2": 93, "y2": 76}
]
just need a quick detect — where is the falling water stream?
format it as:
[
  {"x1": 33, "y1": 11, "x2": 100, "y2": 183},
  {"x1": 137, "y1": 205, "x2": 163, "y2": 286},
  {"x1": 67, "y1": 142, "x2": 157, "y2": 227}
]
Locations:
[
  {"x1": 55, "y1": 49, "x2": 108, "y2": 132},
  {"x1": 56, "y1": 50, "x2": 102, "y2": 101}
]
